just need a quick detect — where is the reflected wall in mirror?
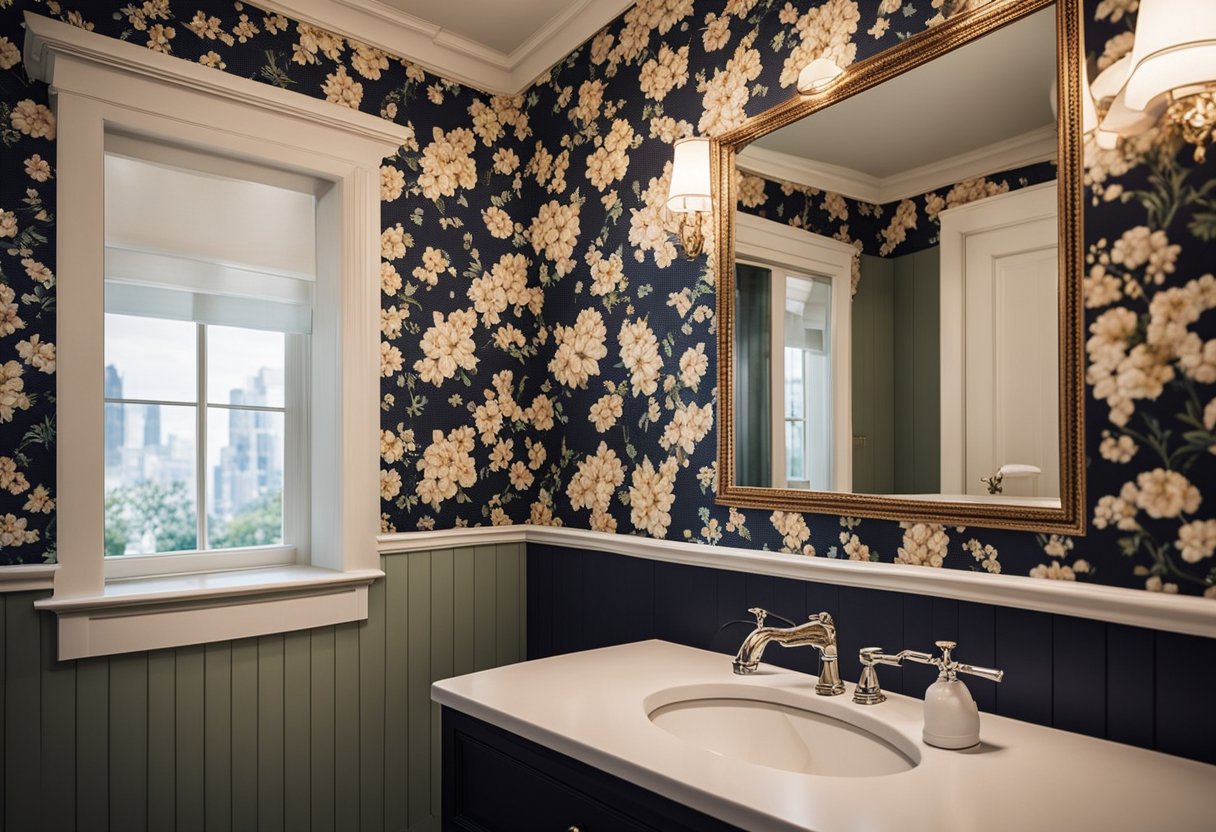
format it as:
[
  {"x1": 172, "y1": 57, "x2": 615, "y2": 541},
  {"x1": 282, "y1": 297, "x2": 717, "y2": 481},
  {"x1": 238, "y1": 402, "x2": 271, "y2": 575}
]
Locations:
[{"x1": 716, "y1": 0, "x2": 1085, "y2": 533}]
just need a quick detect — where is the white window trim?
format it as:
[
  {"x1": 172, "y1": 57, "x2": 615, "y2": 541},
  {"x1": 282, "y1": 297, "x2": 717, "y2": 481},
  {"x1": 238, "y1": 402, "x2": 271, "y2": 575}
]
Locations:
[
  {"x1": 24, "y1": 13, "x2": 409, "y2": 659},
  {"x1": 735, "y1": 212, "x2": 854, "y2": 492}
]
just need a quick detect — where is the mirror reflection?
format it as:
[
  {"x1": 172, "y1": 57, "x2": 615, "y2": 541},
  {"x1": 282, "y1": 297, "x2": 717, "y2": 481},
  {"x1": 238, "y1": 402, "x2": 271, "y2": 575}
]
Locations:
[{"x1": 732, "y1": 6, "x2": 1061, "y2": 507}]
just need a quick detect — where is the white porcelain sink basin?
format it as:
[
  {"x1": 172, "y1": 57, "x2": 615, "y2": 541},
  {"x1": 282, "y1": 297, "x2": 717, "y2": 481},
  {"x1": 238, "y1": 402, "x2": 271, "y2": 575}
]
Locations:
[{"x1": 647, "y1": 685, "x2": 917, "y2": 777}]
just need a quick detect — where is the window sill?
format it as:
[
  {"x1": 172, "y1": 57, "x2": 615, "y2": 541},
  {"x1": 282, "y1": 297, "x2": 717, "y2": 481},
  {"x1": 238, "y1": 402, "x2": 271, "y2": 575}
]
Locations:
[{"x1": 35, "y1": 564, "x2": 384, "y2": 660}]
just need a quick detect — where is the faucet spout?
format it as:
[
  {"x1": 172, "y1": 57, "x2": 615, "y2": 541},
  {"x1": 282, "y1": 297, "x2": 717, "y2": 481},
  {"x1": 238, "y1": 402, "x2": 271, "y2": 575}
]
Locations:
[{"x1": 732, "y1": 611, "x2": 845, "y2": 696}]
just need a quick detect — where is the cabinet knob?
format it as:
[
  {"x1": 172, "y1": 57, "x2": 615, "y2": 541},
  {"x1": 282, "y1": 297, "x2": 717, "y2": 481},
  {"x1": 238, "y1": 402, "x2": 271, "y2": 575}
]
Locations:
[{"x1": 568, "y1": 827, "x2": 580, "y2": 832}]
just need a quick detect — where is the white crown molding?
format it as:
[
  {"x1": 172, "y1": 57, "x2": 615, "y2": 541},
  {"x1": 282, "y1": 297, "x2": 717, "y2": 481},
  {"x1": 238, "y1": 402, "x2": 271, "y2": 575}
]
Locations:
[
  {"x1": 737, "y1": 126, "x2": 1058, "y2": 205},
  {"x1": 255, "y1": 0, "x2": 635, "y2": 95},
  {"x1": 23, "y1": 13, "x2": 408, "y2": 154},
  {"x1": 378, "y1": 525, "x2": 1216, "y2": 639}
]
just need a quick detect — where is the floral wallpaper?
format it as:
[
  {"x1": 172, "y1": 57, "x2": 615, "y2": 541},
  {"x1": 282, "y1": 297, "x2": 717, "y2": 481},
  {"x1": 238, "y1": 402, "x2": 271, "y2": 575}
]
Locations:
[{"x1": 0, "y1": 0, "x2": 1211, "y2": 601}]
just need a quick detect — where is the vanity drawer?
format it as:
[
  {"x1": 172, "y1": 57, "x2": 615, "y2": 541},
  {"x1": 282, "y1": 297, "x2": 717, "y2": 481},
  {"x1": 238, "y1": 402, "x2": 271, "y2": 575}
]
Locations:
[{"x1": 442, "y1": 707, "x2": 742, "y2": 832}]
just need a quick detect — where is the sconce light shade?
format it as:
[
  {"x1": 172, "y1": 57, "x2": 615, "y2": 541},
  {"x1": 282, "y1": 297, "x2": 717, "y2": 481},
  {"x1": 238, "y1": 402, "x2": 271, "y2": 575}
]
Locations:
[
  {"x1": 1123, "y1": 0, "x2": 1216, "y2": 110},
  {"x1": 797, "y1": 58, "x2": 844, "y2": 94},
  {"x1": 666, "y1": 137, "x2": 712, "y2": 213}
]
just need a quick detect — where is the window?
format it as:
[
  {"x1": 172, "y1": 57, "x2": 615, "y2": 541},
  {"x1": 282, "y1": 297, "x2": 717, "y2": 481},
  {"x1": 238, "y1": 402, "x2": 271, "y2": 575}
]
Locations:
[
  {"x1": 26, "y1": 12, "x2": 409, "y2": 658},
  {"x1": 100, "y1": 149, "x2": 312, "y2": 579},
  {"x1": 782, "y1": 274, "x2": 833, "y2": 491}
]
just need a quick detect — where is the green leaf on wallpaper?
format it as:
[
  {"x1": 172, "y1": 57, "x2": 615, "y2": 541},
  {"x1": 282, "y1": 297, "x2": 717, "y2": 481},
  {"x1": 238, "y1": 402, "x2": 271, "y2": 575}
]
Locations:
[
  {"x1": 259, "y1": 51, "x2": 296, "y2": 88},
  {"x1": 411, "y1": 207, "x2": 424, "y2": 226},
  {"x1": 750, "y1": 84, "x2": 768, "y2": 98},
  {"x1": 770, "y1": 31, "x2": 785, "y2": 51},
  {"x1": 456, "y1": 193, "x2": 469, "y2": 208},
  {"x1": 637, "y1": 284, "x2": 652, "y2": 298},
  {"x1": 1188, "y1": 210, "x2": 1216, "y2": 241},
  {"x1": 625, "y1": 443, "x2": 637, "y2": 461}
]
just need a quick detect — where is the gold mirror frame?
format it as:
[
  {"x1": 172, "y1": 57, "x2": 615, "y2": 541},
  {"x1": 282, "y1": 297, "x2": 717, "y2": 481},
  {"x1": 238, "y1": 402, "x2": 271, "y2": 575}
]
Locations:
[{"x1": 713, "y1": 0, "x2": 1085, "y2": 535}]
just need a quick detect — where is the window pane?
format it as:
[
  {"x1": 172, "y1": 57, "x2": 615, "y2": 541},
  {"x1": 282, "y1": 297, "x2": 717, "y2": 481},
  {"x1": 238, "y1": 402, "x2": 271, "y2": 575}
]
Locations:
[
  {"x1": 104, "y1": 314, "x2": 197, "y2": 403},
  {"x1": 104, "y1": 403, "x2": 197, "y2": 555},
  {"x1": 784, "y1": 347, "x2": 804, "y2": 420},
  {"x1": 786, "y1": 420, "x2": 805, "y2": 481},
  {"x1": 206, "y1": 408, "x2": 284, "y2": 549},
  {"x1": 208, "y1": 326, "x2": 286, "y2": 408}
]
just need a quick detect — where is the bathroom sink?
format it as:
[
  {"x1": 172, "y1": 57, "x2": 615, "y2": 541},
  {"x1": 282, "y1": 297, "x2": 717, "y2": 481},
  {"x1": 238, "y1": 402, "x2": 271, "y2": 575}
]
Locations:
[{"x1": 647, "y1": 685, "x2": 917, "y2": 777}]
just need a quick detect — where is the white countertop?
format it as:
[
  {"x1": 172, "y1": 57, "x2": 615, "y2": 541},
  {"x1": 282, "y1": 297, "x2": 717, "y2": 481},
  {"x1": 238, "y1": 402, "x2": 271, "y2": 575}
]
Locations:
[{"x1": 431, "y1": 640, "x2": 1216, "y2": 832}]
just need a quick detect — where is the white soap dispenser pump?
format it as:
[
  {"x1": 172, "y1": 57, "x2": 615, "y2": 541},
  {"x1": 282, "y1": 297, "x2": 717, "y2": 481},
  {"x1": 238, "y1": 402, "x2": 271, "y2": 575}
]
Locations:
[{"x1": 910, "y1": 640, "x2": 1005, "y2": 750}]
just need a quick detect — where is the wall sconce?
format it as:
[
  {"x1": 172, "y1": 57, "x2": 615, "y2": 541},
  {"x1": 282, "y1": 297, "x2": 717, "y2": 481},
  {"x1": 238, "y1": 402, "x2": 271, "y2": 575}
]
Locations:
[
  {"x1": 666, "y1": 136, "x2": 712, "y2": 259},
  {"x1": 797, "y1": 58, "x2": 844, "y2": 95},
  {"x1": 1090, "y1": 0, "x2": 1216, "y2": 162}
]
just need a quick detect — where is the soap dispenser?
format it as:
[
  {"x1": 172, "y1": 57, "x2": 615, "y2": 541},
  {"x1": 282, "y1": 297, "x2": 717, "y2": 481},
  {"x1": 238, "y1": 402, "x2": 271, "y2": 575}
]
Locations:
[{"x1": 906, "y1": 640, "x2": 1005, "y2": 749}]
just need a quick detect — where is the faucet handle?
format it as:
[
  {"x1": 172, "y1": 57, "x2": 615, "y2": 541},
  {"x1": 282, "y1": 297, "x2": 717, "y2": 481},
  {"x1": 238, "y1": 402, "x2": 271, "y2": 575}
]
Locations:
[
  {"x1": 747, "y1": 607, "x2": 767, "y2": 627},
  {"x1": 906, "y1": 640, "x2": 1005, "y2": 683}
]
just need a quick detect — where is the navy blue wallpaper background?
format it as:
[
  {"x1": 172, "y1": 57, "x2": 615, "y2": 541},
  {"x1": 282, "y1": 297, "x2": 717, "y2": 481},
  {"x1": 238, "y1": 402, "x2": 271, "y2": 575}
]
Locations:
[{"x1": 0, "y1": 0, "x2": 1212, "y2": 601}]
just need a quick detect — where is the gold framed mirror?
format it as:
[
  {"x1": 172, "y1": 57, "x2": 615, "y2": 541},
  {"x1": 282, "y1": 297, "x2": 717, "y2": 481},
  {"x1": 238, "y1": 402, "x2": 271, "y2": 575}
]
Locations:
[{"x1": 713, "y1": 0, "x2": 1084, "y2": 534}]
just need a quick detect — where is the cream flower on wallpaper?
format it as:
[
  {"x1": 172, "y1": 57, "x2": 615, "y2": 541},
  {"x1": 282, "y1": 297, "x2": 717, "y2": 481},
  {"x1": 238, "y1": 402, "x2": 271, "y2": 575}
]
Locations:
[
  {"x1": 526, "y1": 438, "x2": 547, "y2": 470},
  {"x1": 380, "y1": 224, "x2": 412, "y2": 260},
  {"x1": 351, "y1": 41, "x2": 389, "y2": 79},
  {"x1": 841, "y1": 533, "x2": 872, "y2": 562},
  {"x1": 23, "y1": 485, "x2": 53, "y2": 515},
  {"x1": 1134, "y1": 469, "x2": 1200, "y2": 519},
  {"x1": 589, "y1": 393, "x2": 623, "y2": 432},
  {"x1": 414, "y1": 309, "x2": 478, "y2": 386},
  {"x1": 16, "y1": 335, "x2": 54, "y2": 374},
  {"x1": 587, "y1": 249, "x2": 626, "y2": 296},
  {"x1": 0, "y1": 284, "x2": 25, "y2": 338},
  {"x1": 895, "y1": 522, "x2": 949, "y2": 567},
  {"x1": 619, "y1": 318, "x2": 663, "y2": 396},
  {"x1": 1099, "y1": 431, "x2": 1138, "y2": 463},
  {"x1": 467, "y1": 253, "x2": 537, "y2": 326},
  {"x1": 482, "y1": 206, "x2": 515, "y2": 239},
  {"x1": 735, "y1": 172, "x2": 766, "y2": 209},
  {"x1": 0, "y1": 212, "x2": 16, "y2": 240},
  {"x1": 586, "y1": 120, "x2": 635, "y2": 190},
  {"x1": 639, "y1": 44, "x2": 689, "y2": 101},
  {"x1": 628, "y1": 162, "x2": 682, "y2": 267},
  {"x1": 380, "y1": 165, "x2": 405, "y2": 201},
  {"x1": 494, "y1": 324, "x2": 526, "y2": 351},
  {"x1": 473, "y1": 393, "x2": 504, "y2": 445},
  {"x1": 381, "y1": 306, "x2": 407, "y2": 339},
  {"x1": 1111, "y1": 227, "x2": 1180, "y2": 285},
  {"x1": 508, "y1": 461, "x2": 534, "y2": 491},
  {"x1": 567, "y1": 442, "x2": 625, "y2": 520},
  {"x1": 381, "y1": 262, "x2": 403, "y2": 295},
  {"x1": 1029, "y1": 562, "x2": 1079, "y2": 581},
  {"x1": 0, "y1": 457, "x2": 29, "y2": 496},
  {"x1": 380, "y1": 468, "x2": 402, "y2": 500},
  {"x1": 530, "y1": 490, "x2": 562, "y2": 527},
  {"x1": 1093, "y1": 482, "x2": 1140, "y2": 531},
  {"x1": 697, "y1": 36, "x2": 761, "y2": 137},
  {"x1": 525, "y1": 393, "x2": 556, "y2": 431},
  {"x1": 415, "y1": 426, "x2": 477, "y2": 510},
  {"x1": 702, "y1": 12, "x2": 731, "y2": 51},
  {"x1": 779, "y1": 0, "x2": 859, "y2": 89},
  {"x1": 418, "y1": 126, "x2": 477, "y2": 200},
  {"x1": 570, "y1": 79, "x2": 606, "y2": 125},
  {"x1": 488, "y1": 439, "x2": 513, "y2": 472},
  {"x1": 679, "y1": 343, "x2": 708, "y2": 390},
  {"x1": 964, "y1": 538, "x2": 1001, "y2": 573},
  {"x1": 0, "y1": 514, "x2": 38, "y2": 548},
  {"x1": 1177, "y1": 520, "x2": 1216, "y2": 564},
  {"x1": 379, "y1": 340, "x2": 404, "y2": 378},
  {"x1": 629, "y1": 455, "x2": 679, "y2": 538},
  {"x1": 659, "y1": 401, "x2": 713, "y2": 457},
  {"x1": 528, "y1": 197, "x2": 581, "y2": 277},
  {"x1": 23, "y1": 155, "x2": 51, "y2": 183},
  {"x1": 493, "y1": 148, "x2": 520, "y2": 175},
  {"x1": 0, "y1": 36, "x2": 20, "y2": 70},
  {"x1": 550, "y1": 308, "x2": 609, "y2": 389},
  {"x1": 771, "y1": 511, "x2": 811, "y2": 554},
  {"x1": 878, "y1": 199, "x2": 918, "y2": 256},
  {"x1": 0, "y1": 361, "x2": 30, "y2": 424}
]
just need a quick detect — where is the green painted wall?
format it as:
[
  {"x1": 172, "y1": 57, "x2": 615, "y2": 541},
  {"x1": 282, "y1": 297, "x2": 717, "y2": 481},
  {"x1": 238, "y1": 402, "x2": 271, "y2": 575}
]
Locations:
[
  {"x1": 853, "y1": 250, "x2": 941, "y2": 496},
  {"x1": 852, "y1": 255, "x2": 895, "y2": 494},
  {"x1": 892, "y1": 247, "x2": 941, "y2": 494},
  {"x1": 0, "y1": 543, "x2": 526, "y2": 832}
]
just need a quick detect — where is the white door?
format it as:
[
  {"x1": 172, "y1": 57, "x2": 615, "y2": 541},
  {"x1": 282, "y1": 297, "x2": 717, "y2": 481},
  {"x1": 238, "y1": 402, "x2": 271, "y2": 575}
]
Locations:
[{"x1": 939, "y1": 182, "x2": 1059, "y2": 498}]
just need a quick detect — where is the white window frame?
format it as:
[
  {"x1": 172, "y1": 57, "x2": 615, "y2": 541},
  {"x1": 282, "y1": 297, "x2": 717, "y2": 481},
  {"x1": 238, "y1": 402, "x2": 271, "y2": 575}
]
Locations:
[
  {"x1": 734, "y1": 212, "x2": 854, "y2": 492},
  {"x1": 24, "y1": 13, "x2": 409, "y2": 659}
]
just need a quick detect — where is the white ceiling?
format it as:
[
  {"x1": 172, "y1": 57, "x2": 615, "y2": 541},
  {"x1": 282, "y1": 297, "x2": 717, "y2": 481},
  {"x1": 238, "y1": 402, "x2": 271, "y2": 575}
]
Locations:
[
  {"x1": 747, "y1": 6, "x2": 1056, "y2": 191},
  {"x1": 259, "y1": 0, "x2": 634, "y2": 94}
]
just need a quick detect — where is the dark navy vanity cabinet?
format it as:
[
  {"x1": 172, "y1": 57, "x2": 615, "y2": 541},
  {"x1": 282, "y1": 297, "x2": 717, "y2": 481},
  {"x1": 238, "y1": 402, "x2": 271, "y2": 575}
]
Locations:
[{"x1": 441, "y1": 707, "x2": 743, "y2": 832}]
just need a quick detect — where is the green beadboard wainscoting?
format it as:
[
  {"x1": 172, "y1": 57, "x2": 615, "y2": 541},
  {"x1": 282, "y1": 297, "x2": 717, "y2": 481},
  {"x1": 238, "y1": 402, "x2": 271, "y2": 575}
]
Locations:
[{"x1": 0, "y1": 543, "x2": 526, "y2": 832}]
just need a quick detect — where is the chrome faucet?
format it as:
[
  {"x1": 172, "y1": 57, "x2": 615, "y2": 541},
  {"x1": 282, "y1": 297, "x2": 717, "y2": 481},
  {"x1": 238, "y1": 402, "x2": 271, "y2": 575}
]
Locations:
[{"x1": 732, "y1": 608, "x2": 845, "y2": 696}]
